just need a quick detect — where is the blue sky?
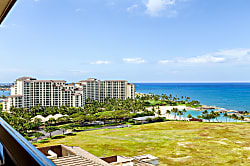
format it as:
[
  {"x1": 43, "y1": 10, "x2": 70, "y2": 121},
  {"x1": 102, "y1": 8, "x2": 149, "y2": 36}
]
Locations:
[{"x1": 1, "y1": 0, "x2": 250, "y2": 83}]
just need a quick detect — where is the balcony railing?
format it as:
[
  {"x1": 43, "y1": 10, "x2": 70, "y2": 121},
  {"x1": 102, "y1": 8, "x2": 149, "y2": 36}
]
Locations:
[{"x1": 0, "y1": 117, "x2": 55, "y2": 166}]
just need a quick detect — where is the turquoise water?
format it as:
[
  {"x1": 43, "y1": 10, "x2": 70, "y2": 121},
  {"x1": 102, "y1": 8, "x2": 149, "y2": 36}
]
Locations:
[
  {"x1": 182, "y1": 110, "x2": 238, "y2": 122},
  {"x1": 135, "y1": 83, "x2": 250, "y2": 111},
  {"x1": 1, "y1": 83, "x2": 249, "y2": 122},
  {"x1": 0, "y1": 91, "x2": 10, "y2": 96},
  {"x1": 135, "y1": 83, "x2": 250, "y2": 122}
]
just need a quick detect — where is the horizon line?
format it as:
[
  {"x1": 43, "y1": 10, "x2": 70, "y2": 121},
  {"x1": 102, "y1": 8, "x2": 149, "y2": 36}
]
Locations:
[
  {"x1": 1, "y1": 80, "x2": 250, "y2": 84},
  {"x1": 133, "y1": 81, "x2": 250, "y2": 83}
]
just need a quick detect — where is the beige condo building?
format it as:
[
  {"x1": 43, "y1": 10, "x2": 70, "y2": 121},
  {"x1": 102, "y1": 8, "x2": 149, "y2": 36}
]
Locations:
[
  {"x1": 79, "y1": 78, "x2": 135, "y2": 103},
  {"x1": 3, "y1": 77, "x2": 135, "y2": 110}
]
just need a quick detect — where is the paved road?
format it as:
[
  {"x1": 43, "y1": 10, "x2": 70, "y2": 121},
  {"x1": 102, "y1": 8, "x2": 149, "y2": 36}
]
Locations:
[{"x1": 32, "y1": 124, "x2": 130, "y2": 142}]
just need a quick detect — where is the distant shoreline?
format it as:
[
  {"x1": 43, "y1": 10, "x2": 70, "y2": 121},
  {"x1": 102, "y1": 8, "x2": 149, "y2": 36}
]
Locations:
[{"x1": 146, "y1": 105, "x2": 250, "y2": 122}]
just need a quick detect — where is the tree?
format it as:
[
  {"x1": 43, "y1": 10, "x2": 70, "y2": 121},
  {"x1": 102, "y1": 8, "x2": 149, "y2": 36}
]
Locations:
[
  {"x1": 232, "y1": 114, "x2": 238, "y2": 122},
  {"x1": 48, "y1": 118, "x2": 56, "y2": 126},
  {"x1": 224, "y1": 113, "x2": 228, "y2": 122},
  {"x1": 33, "y1": 118, "x2": 43, "y2": 128},
  {"x1": 214, "y1": 112, "x2": 220, "y2": 122},
  {"x1": 57, "y1": 116, "x2": 70, "y2": 124},
  {"x1": 157, "y1": 109, "x2": 161, "y2": 116},
  {"x1": 202, "y1": 111, "x2": 213, "y2": 122},
  {"x1": 239, "y1": 116, "x2": 244, "y2": 122},
  {"x1": 187, "y1": 114, "x2": 192, "y2": 119},
  {"x1": 228, "y1": 115, "x2": 232, "y2": 122},
  {"x1": 171, "y1": 108, "x2": 178, "y2": 119},
  {"x1": 146, "y1": 117, "x2": 153, "y2": 123},
  {"x1": 177, "y1": 110, "x2": 183, "y2": 120},
  {"x1": 33, "y1": 132, "x2": 44, "y2": 141},
  {"x1": 152, "y1": 106, "x2": 156, "y2": 114},
  {"x1": 166, "y1": 110, "x2": 171, "y2": 118},
  {"x1": 182, "y1": 109, "x2": 187, "y2": 118},
  {"x1": 60, "y1": 125, "x2": 70, "y2": 135},
  {"x1": 45, "y1": 126, "x2": 59, "y2": 138}
]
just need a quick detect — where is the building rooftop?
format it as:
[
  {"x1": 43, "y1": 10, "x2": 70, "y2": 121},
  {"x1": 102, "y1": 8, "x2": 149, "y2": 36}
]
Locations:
[
  {"x1": 17, "y1": 76, "x2": 36, "y2": 81},
  {"x1": 38, "y1": 145, "x2": 111, "y2": 166},
  {"x1": 52, "y1": 155, "x2": 101, "y2": 166},
  {"x1": 80, "y1": 78, "x2": 128, "y2": 82},
  {"x1": 25, "y1": 80, "x2": 66, "y2": 83}
]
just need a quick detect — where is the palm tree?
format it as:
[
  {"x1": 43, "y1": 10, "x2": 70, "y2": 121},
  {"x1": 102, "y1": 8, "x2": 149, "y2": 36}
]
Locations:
[
  {"x1": 239, "y1": 116, "x2": 244, "y2": 122},
  {"x1": 228, "y1": 115, "x2": 232, "y2": 122},
  {"x1": 213, "y1": 112, "x2": 220, "y2": 122},
  {"x1": 202, "y1": 110, "x2": 208, "y2": 115},
  {"x1": 166, "y1": 110, "x2": 171, "y2": 118},
  {"x1": 152, "y1": 106, "x2": 156, "y2": 114},
  {"x1": 232, "y1": 114, "x2": 238, "y2": 122},
  {"x1": 182, "y1": 109, "x2": 187, "y2": 118},
  {"x1": 177, "y1": 110, "x2": 183, "y2": 120},
  {"x1": 224, "y1": 113, "x2": 228, "y2": 122},
  {"x1": 171, "y1": 108, "x2": 178, "y2": 119}
]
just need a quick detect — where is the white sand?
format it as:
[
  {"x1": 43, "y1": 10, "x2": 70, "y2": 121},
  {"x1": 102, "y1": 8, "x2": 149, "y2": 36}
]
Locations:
[
  {"x1": 146, "y1": 105, "x2": 250, "y2": 122},
  {"x1": 146, "y1": 106, "x2": 190, "y2": 121}
]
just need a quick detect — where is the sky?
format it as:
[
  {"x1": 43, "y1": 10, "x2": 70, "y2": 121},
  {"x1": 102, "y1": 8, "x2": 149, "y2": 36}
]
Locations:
[{"x1": 1, "y1": 0, "x2": 250, "y2": 83}]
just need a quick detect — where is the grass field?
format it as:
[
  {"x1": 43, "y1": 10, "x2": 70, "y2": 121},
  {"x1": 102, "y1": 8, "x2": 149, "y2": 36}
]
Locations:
[{"x1": 36, "y1": 122, "x2": 250, "y2": 165}]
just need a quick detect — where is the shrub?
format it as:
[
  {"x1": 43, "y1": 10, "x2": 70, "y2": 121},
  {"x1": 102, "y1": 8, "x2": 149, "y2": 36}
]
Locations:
[
  {"x1": 146, "y1": 118, "x2": 153, "y2": 123},
  {"x1": 128, "y1": 119, "x2": 134, "y2": 123},
  {"x1": 65, "y1": 133, "x2": 76, "y2": 136},
  {"x1": 154, "y1": 117, "x2": 166, "y2": 122},
  {"x1": 52, "y1": 135, "x2": 65, "y2": 139},
  {"x1": 134, "y1": 120, "x2": 142, "y2": 125}
]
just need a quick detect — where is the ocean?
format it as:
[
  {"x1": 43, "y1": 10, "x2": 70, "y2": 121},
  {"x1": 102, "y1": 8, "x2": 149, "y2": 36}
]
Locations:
[
  {"x1": 1, "y1": 83, "x2": 249, "y2": 121},
  {"x1": 134, "y1": 83, "x2": 250, "y2": 111},
  {"x1": 1, "y1": 83, "x2": 250, "y2": 111}
]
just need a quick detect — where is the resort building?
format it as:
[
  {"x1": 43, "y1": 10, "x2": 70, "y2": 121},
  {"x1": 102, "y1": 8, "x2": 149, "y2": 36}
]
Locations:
[
  {"x1": 3, "y1": 77, "x2": 135, "y2": 110},
  {"x1": 79, "y1": 78, "x2": 135, "y2": 103}
]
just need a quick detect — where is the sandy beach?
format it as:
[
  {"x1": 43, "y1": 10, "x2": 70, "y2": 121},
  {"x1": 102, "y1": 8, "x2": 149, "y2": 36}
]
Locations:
[
  {"x1": 146, "y1": 106, "x2": 190, "y2": 121},
  {"x1": 146, "y1": 105, "x2": 250, "y2": 122}
]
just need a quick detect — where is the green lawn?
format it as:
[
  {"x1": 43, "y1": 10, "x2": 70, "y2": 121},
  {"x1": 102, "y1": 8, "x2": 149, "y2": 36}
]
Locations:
[
  {"x1": 35, "y1": 122, "x2": 250, "y2": 166},
  {"x1": 145, "y1": 99, "x2": 167, "y2": 106}
]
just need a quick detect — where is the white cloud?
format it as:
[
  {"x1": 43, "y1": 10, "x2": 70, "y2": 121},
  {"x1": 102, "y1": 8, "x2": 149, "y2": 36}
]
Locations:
[
  {"x1": 90, "y1": 60, "x2": 111, "y2": 65},
  {"x1": 127, "y1": 4, "x2": 139, "y2": 12},
  {"x1": 159, "y1": 60, "x2": 170, "y2": 64},
  {"x1": 123, "y1": 58, "x2": 145, "y2": 64},
  {"x1": 145, "y1": 0, "x2": 176, "y2": 16},
  {"x1": 177, "y1": 55, "x2": 226, "y2": 63},
  {"x1": 159, "y1": 48, "x2": 250, "y2": 64}
]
